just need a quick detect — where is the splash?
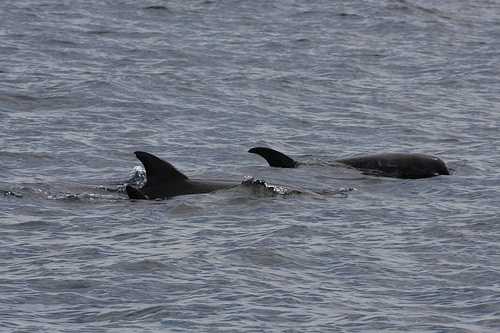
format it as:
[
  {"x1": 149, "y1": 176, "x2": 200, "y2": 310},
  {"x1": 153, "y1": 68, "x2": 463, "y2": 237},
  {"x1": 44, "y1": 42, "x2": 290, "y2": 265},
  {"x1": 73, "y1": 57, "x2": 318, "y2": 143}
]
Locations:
[
  {"x1": 1, "y1": 189, "x2": 23, "y2": 198},
  {"x1": 241, "y1": 176, "x2": 302, "y2": 196},
  {"x1": 128, "y1": 165, "x2": 146, "y2": 186}
]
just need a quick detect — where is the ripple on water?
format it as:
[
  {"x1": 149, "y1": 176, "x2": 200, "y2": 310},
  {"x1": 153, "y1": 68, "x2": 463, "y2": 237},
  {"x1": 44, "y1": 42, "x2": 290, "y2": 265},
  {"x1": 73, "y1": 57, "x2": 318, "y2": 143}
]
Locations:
[
  {"x1": 74, "y1": 304, "x2": 166, "y2": 323},
  {"x1": 6, "y1": 220, "x2": 58, "y2": 230},
  {"x1": 109, "y1": 259, "x2": 169, "y2": 273},
  {"x1": 27, "y1": 278, "x2": 96, "y2": 292}
]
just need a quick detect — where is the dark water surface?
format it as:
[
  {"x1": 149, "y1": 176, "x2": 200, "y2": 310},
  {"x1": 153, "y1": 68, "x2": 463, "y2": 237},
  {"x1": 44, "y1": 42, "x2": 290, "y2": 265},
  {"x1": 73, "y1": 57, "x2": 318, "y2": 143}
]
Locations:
[{"x1": 2, "y1": 0, "x2": 500, "y2": 332}]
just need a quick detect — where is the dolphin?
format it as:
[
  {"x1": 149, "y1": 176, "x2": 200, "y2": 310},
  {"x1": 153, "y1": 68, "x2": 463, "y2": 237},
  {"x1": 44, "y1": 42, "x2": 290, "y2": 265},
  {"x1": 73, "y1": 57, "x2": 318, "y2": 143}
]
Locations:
[
  {"x1": 248, "y1": 147, "x2": 450, "y2": 179},
  {"x1": 126, "y1": 151, "x2": 238, "y2": 199}
]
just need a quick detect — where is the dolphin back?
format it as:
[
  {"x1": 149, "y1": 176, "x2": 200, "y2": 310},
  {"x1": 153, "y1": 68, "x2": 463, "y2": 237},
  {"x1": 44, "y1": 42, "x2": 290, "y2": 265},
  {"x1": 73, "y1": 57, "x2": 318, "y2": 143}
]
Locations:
[
  {"x1": 248, "y1": 147, "x2": 449, "y2": 179},
  {"x1": 126, "y1": 185, "x2": 148, "y2": 200},
  {"x1": 338, "y1": 153, "x2": 449, "y2": 179}
]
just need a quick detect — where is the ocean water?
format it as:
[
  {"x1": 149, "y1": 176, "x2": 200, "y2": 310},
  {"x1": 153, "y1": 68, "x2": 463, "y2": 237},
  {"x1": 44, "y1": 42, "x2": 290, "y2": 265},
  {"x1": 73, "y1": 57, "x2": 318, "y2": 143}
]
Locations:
[{"x1": 1, "y1": 0, "x2": 500, "y2": 332}]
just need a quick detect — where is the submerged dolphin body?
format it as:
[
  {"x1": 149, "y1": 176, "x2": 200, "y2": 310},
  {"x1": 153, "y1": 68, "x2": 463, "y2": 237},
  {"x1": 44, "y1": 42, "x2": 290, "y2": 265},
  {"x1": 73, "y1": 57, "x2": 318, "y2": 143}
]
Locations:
[
  {"x1": 126, "y1": 151, "x2": 238, "y2": 199},
  {"x1": 248, "y1": 147, "x2": 450, "y2": 179}
]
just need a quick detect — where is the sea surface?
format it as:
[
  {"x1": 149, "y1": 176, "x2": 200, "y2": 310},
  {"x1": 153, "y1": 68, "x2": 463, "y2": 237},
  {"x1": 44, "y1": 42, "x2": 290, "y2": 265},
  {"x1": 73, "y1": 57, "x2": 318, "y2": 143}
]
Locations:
[{"x1": 1, "y1": 0, "x2": 500, "y2": 332}]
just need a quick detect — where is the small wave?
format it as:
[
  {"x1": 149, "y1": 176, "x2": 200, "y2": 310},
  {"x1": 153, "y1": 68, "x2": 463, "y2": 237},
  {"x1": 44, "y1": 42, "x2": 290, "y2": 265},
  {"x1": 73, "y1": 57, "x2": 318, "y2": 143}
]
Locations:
[
  {"x1": 338, "y1": 12, "x2": 363, "y2": 19},
  {"x1": 317, "y1": 187, "x2": 356, "y2": 198},
  {"x1": 143, "y1": 6, "x2": 170, "y2": 11},
  {"x1": 48, "y1": 193, "x2": 104, "y2": 201},
  {"x1": 47, "y1": 191, "x2": 126, "y2": 202},
  {"x1": 270, "y1": 224, "x2": 311, "y2": 238},
  {"x1": 110, "y1": 259, "x2": 168, "y2": 273},
  {"x1": 75, "y1": 305, "x2": 166, "y2": 323},
  {"x1": 1, "y1": 189, "x2": 23, "y2": 198},
  {"x1": 86, "y1": 30, "x2": 114, "y2": 35},
  {"x1": 226, "y1": 246, "x2": 297, "y2": 268},
  {"x1": 9, "y1": 220, "x2": 56, "y2": 230},
  {"x1": 167, "y1": 203, "x2": 204, "y2": 216},
  {"x1": 45, "y1": 38, "x2": 78, "y2": 47},
  {"x1": 96, "y1": 184, "x2": 126, "y2": 193},
  {"x1": 28, "y1": 278, "x2": 96, "y2": 292}
]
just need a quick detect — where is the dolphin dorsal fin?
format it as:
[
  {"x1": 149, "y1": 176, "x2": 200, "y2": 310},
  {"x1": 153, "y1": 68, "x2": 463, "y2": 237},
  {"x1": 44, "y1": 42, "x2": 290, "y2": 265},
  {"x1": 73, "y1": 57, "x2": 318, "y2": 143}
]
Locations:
[
  {"x1": 248, "y1": 147, "x2": 298, "y2": 168},
  {"x1": 134, "y1": 151, "x2": 188, "y2": 183}
]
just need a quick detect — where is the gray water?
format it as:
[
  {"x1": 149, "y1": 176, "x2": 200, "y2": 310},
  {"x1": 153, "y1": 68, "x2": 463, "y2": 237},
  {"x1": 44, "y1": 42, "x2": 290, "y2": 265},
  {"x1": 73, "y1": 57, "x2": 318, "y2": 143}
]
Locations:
[{"x1": 1, "y1": 0, "x2": 500, "y2": 332}]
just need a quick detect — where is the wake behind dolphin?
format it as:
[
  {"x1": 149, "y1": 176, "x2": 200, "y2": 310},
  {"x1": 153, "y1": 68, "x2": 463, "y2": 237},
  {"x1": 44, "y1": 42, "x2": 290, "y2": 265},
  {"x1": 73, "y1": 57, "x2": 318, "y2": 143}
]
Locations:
[{"x1": 249, "y1": 147, "x2": 450, "y2": 179}]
